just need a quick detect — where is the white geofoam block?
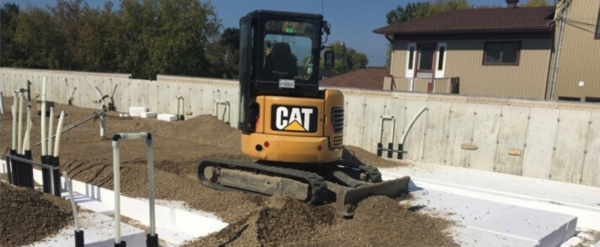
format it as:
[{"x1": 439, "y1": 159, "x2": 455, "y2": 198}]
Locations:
[
  {"x1": 141, "y1": 112, "x2": 156, "y2": 118},
  {"x1": 129, "y1": 106, "x2": 148, "y2": 117},
  {"x1": 157, "y1": 114, "x2": 178, "y2": 122}
]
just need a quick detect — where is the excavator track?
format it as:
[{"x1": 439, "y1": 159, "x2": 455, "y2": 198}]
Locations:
[{"x1": 198, "y1": 158, "x2": 329, "y2": 204}]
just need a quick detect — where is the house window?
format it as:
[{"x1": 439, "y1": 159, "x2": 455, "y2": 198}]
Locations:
[
  {"x1": 596, "y1": 7, "x2": 600, "y2": 39},
  {"x1": 408, "y1": 47, "x2": 415, "y2": 70},
  {"x1": 483, "y1": 41, "x2": 521, "y2": 65},
  {"x1": 418, "y1": 45, "x2": 435, "y2": 71}
]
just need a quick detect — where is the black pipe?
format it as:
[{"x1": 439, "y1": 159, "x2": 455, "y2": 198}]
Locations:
[
  {"x1": 376, "y1": 143, "x2": 383, "y2": 157},
  {"x1": 398, "y1": 144, "x2": 404, "y2": 160},
  {"x1": 51, "y1": 156, "x2": 62, "y2": 196},
  {"x1": 42, "y1": 155, "x2": 51, "y2": 193},
  {"x1": 16, "y1": 153, "x2": 25, "y2": 186},
  {"x1": 387, "y1": 142, "x2": 393, "y2": 158},
  {"x1": 75, "y1": 230, "x2": 84, "y2": 247},
  {"x1": 9, "y1": 149, "x2": 17, "y2": 185},
  {"x1": 146, "y1": 234, "x2": 158, "y2": 247},
  {"x1": 114, "y1": 241, "x2": 127, "y2": 247},
  {"x1": 23, "y1": 150, "x2": 34, "y2": 188}
]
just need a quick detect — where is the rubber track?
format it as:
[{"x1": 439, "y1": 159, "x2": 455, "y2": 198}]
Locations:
[
  {"x1": 197, "y1": 158, "x2": 328, "y2": 204},
  {"x1": 338, "y1": 162, "x2": 384, "y2": 183}
]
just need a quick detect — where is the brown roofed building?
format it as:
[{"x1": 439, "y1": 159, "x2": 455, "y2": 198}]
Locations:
[
  {"x1": 320, "y1": 67, "x2": 389, "y2": 90},
  {"x1": 374, "y1": 5, "x2": 556, "y2": 99},
  {"x1": 373, "y1": 0, "x2": 600, "y2": 102}
]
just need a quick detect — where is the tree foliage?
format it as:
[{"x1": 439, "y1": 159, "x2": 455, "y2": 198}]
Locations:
[
  {"x1": 521, "y1": 0, "x2": 551, "y2": 7},
  {"x1": 329, "y1": 42, "x2": 368, "y2": 74},
  {"x1": 0, "y1": 0, "x2": 222, "y2": 79}
]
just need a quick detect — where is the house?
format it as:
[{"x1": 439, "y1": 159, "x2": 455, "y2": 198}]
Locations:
[
  {"x1": 548, "y1": 0, "x2": 600, "y2": 102},
  {"x1": 320, "y1": 67, "x2": 389, "y2": 90},
  {"x1": 373, "y1": 0, "x2": 600, "y2": 102}
]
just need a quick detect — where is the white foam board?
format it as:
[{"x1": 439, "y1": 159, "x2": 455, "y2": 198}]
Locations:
[
  {"x1": 23, "y1": 210, "x2": 145, "y2": 247},
  {"x1": 157, "y1": 113, "x2": 178, "y2": 122},
  {"x1": 140, "y1": 112, "x2": 156, "y2": 118},
  {"x1": 128, "y1": 106, "x2": 148, "y2": 117}
]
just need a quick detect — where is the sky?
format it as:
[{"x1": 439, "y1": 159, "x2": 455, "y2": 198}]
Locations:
[{"x1": 6, "y1": 0, "x2": 510, "y2": 67}]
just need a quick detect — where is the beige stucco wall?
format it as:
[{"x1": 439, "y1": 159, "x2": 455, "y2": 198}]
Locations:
[
  {"x1": 389, "y1": 39, "x2": 553, "y2": 99},
  {"x1": 552, "y1": 0, "x2": 600, "y2": 101}
]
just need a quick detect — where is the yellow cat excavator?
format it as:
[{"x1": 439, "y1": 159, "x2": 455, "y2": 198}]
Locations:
[{"x1": 198, "y1": 10, "x2": 410, "y2": 216}]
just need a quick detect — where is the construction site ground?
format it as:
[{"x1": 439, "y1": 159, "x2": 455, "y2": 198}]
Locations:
[
  {"x1": 1, "y1": 99, "x2": 600, "y2": 246},
  {"x1": 1, "y1": 100, "x2": 457, "y2": 247}
]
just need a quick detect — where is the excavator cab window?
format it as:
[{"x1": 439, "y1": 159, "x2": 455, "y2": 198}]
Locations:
[
  {"x1": 259, "y1": 20, "x2": 317, "y2": 82},
  {"x1": 238, "y1": 10, "x2": 327, "y2": 133}
]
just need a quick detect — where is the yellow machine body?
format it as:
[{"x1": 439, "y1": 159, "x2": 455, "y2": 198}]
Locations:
[{"x1": 242, "y1": 89, "x2": 344, "y2": 163}]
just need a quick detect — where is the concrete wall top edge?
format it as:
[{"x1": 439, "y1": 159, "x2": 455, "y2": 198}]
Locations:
[{"x1": 0, "y1": 67, "x2": 132, "y2": 78}]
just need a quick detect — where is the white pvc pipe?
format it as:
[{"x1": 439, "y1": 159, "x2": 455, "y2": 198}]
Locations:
[
  {"x1": 41, "y1": 77, "x2": 47, "y2": 156},
  {"x1": 11, "y1": 104, "x2": 16, "y2": 150},
  {"x1": 112, "y1": 140, "x2": 122, "y2": 244},
  {"x1": 17, "y1": 93, "x2": 24, "y2": 154},
  {"x1": 53, "y1": 111, "x2": 65, "y2": 157},
  {"x1": 12, "y1": 94, "x2": 18, "y2": 150},
  {"x1": 62, "y1": 171, "x2": 80, "y2": 231},
  {"x1": 48, "y1": 107, "x2": 54, "y2": 155},
  {"x1": 400, "y1": 106, "x2": 427, "y2": 145},
  {"x1": 23, "y1": 106, "x2": 32, "y2": 152},
  {"x1": 100, "y1": 113, "x2": 106, "y2": 137},
  {"x1": 146, "y1": 137, "x2": 156, "y2": 236},
  {"x1": 117, "y1": 132, "x2": 148, "y2": 140}
]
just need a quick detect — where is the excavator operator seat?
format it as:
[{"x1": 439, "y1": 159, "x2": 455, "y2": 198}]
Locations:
[{"x1": 265, "y1": 42, "x2": 297, "y2": 79}]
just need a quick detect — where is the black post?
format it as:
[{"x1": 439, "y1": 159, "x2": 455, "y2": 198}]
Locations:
[
  {"x1": 75, "y1": 230, "x2": 84, "y2": 247},
  {"x1": 23, "y1": 150, "x2": 34, "y2": 188},
  {"x1": 51, "y1": 156, "x2": 62, "y2": 196},
  {"x1": 398, "y1": 144, "x2": 404, "y2": 160},
  {"x1": 16, "y1": 153, "x2": 24, "y2": 186},
  {"x1": 387, "y1": 142, "x2": 393, "y2": 158},
  {"x1": 42, "y1": 155, "x2": 51, "y2": 193},
  {"x1": 9, "y1": 150, "x2": 18, "y2": 185},
  {"x1": 114, "y1": 241, "x2": 127, "y2": 247},
  {"x1": 146, "y1": 234, "x2": 158, "y2": 247},
  {"x1": 376, "y1": 143, "x2": 383, "y2": 157}
]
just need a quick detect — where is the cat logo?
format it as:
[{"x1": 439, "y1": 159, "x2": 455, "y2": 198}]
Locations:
[{"x1": 271, "y1": 105, "x2": 318, "y2": 132}]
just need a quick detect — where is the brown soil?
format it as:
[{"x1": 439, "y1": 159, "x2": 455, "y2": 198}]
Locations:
[
  {"x1": 1, "y1": 182, "x2": 73, "y2": 247},
  {"x1": 1, "y1": 98, "x2": 455, "y2": 246}
]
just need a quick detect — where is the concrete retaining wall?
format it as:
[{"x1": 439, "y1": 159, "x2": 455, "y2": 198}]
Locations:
[{"x1": 2, "y1": 68, "x2": 599, "y2": 187}]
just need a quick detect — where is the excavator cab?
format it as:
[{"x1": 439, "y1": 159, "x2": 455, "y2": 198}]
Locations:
[{"x1": 198, "y1": 10, "x2": 410, "y2": 217}]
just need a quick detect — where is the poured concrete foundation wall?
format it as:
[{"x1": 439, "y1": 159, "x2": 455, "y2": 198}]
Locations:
[{"x1": 1, "y1": 68, "x2": 599, "y2": 187}]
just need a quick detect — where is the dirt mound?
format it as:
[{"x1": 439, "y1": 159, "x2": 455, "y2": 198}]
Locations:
[
  {"x1": 1, "y1": 98, "x2": 453, "y2": 246},
  {"x1": 184, "y1": 196, "x2": 456, "y2": 247},
  {"x1": 1, "y1": 183, "x2": 73, "y2": 247},
  {"x1": 182, "y1": 196, "x2": 336, "y2": 247}
]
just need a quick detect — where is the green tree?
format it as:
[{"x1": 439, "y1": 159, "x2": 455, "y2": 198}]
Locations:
[
  {"x1": 521, "y1": 0, "x2": 551, "y2": 7},
  {"x1": 329, "y1": 41, "x2": 368, "y2": 74},
  {"x1": 13, "y1": 6, "x2": 64, "y2": 69},
  {"x1": 1, "y1": 3, "x2": 22, "y2": 67},
  {"x1": 150, "y1": 0, "x2": 219, "y2": 78},
  {"x1": 206, "y1": 27, "x2": 240, "y2": 78}
]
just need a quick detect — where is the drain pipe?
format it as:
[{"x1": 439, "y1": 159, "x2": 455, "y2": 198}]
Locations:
[
  {"x1": 398, "y1": 106, "x2": 427, "y2": 159},
  {"x1": 41, "y1": 77, "x2": 51, "y2": 193},
  {"x1": 112, "y1": 132, "x2": 158, "y2": 247},
  {"x1": 48, "y1": 107, "x2": 54, "y2": 163},
  {"x1": 377, "y1": 115, "x2": 396, "y2": 158},
  {"x1": 22, "y1": 105, "x2": 33, "y2": 188},
  {"x1": 51, "y1": 111, "x2": 66, "y2": 196},
  {"x1": 10, "y1": 95, "x2": 17, "y2": 184},
  {"x1": 15, "y1": 91, "x2": 24, "y2": 186},
  {"x1": 63, "y1": 171, "x2": 84, "y2": 247},
  {"x1": 176, "y1": 95, "x2": 184, "y2": 121}
]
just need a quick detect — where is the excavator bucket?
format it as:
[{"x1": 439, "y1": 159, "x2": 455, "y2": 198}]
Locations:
[{"x1": 329, "y1": 176, "x2": 411, "y2": 217}]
